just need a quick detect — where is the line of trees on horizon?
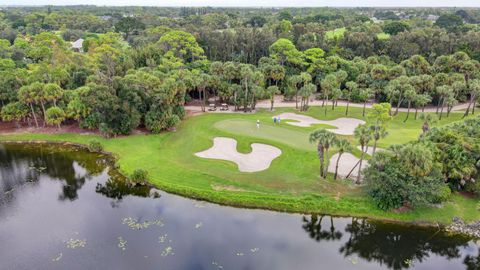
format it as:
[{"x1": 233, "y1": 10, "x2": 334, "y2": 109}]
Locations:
[{"x1": 0, "y1": 7, "x2": 479, "y2": 136}]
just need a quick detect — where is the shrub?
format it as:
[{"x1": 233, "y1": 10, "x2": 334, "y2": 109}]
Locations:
[
  {"x1": 364, "y1": 143, "x2": 450, "y2": 210},
  {"x1": 45, "y1": 106, "x2": 66, "y2": 129},
  {"x1": 88, "y1": 140, "x2": 103, "y2": 152},
  {"x1": 130, "y1": 169, "x2": 148, "y2": 185}
]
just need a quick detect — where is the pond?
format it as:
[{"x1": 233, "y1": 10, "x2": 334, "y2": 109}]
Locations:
[{"x1": 0, "y1": 143, "x2": 479, "y2": 270}]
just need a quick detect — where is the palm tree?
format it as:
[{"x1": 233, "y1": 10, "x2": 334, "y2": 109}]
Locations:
[
  {"x1": 413, "y1": 94, "x2": 431, "y2": 120},
  {"x1": 333, "y1": 139, "x2": 352, "y2": 180},
  {"x1": 403, "y1": 87, "x2": 417, "y2": 122},
  {"x1": 464, "y1": 79, "x2": 480, "y2": 118},
  {"x1": 265, "y1": 86, "x2": 279, "y2": 111},
  {"x1": 369, "y1": 124, "x2": 388, "y2": 157},
  {"x1": 435, "y1": 85, "x2": 451, "y2": 120},
  {"x1": 367, "y1": 103, "x2": 391, "y2": 157},
  {"x1": 18, "y1": 84, "x2": 39, "y2": 128},
  {"x1": 354, "y1": 124, "x2": 372, "y2": 184},
  {"x1": 344, "y1": 81, "x2": 357, "y2": 116},
  {"x1": 310, "y1": 129, "x2": 337, "y2": 178},
  {"x1": 299, "y1": 83, "x2": 316, "y2": 111}
]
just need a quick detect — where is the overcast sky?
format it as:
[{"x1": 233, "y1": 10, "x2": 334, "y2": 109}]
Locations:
[{"x1": 3, "y1": 0, "x2": 480, "y2": 7}]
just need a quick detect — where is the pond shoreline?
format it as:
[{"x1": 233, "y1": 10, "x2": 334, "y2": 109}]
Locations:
[{"x1": 1, "y1": 138, "x2": 478, "y2": 237}]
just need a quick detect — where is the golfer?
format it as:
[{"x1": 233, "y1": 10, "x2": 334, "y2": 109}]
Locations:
[
  {"x1": 273, "y1": 117, "x2": 277, "y2": 124},
  {"x1": 256, "y1": 120, "x2": 260, "y2": 129}
]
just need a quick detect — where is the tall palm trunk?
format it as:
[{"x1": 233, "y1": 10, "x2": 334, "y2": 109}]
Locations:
[
  {"x1": 395, "y1": 95, "x2": 403, "y2": 115},
  {"x1": 334, "y1": 152, "x2": 343, "y2": 180},
  {"x1": 345, "y1": 98, "x2": 350, "y2": 116},
  {"x1": 464, "y1": 93, "x2": 476, "y2": 118},
  {"x1": 324, "y1": 95, "x2": 329, "y2": 116},
  {"x1": 317, "y1": 143, "x2": 325, "y2": 178},
  {"x1": 30, "y1": 103, "x2": 39, "y2": 128},
  {"x1": 439, "y1": 99, "x2": 445, "y2": 120},
  {"x1": 324, "y1": 147, "x2": 330, "y2": 179},
  {"x1": 414, "y1": 106, "x2": 419, "y2": 120},
  {"x1": 295, "y1": 89, "x2": 299, "y2": 109},
  {"x1": 362, "y1": 100, "x2": 367, "y2": 117},
  {"x1": 40, "y1": 101, "x2": 46, "y2": 126},
  {"x1": 356, "y1": 146, "x2": 366, "y2": 184},
  {"x1": 244, "y1": 81, "x2": 248, "y2": 113},
  {"x1": 404, "y1": 100, "x2": 411, "y2": 122}
]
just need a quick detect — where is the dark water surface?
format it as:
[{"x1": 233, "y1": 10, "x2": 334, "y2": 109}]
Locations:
[{"x1": 1, "y1": 143, "x2": 479, "y2": 270}]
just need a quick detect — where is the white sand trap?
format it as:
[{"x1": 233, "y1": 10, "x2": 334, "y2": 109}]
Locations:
[
  {"x1": 274, "y1": 113, "x2": 365, "y2": 135},
  {"x1": 195, "y1": 137, "x2": 282, "y2": 172},
  {"x1": 328, "y1": 153, "x2": 369, "y2": 179}
]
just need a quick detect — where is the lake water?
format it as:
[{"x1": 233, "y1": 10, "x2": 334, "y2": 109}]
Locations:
[{"x1": 0, "y1": 143, "x2": 479, "y2": 270}]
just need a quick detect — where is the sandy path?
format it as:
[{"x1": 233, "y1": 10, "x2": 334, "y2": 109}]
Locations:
[
  {"x1": 195, "y1": 137, "x2": 281, "y2": 172},
  {"x1": 186, "y1": 96, "x2": 469, "y2": 113},
  {"x1": 274, "y1": 112, "x2": 365, "y2": 135},
  {"x1": 256, "y1": 95, "x2": 469, "y2": 112},
  {"x1": 327, "y1": 153, "x2": 369, "y2": 179}
]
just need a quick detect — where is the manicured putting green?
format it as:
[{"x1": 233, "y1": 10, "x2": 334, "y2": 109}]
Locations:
[{"x1": 214, "y1": 119, "x2": 333, "y2": 151}]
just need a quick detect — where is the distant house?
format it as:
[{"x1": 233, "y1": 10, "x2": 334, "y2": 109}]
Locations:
[
  {"x1": 427, "y1": 15, "x2": 439, "y2": 22},
  {"x1": 100, "y1": 15, "x2": 112, "y2": 21},
  {"x1": 371, "y1": 17, "x2": 382, "y2": 23},
  {"x1": 71, "y1": 38, "x2": 84, "y2": 53}
]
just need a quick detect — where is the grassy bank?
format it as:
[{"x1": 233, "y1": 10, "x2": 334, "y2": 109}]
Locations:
[{"x1": 0, "y1": 105, "x2": 477, "y2": 224}]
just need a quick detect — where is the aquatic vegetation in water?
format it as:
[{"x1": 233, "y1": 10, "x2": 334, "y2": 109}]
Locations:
[
  {"x1": 158, "y1": 234, "x2": 171, "y2": 243},
  {"x1": 348, "y1": 256, "x2": 358, "y2": 265},
  {"x1": 236, "y1": 252, "x2": 244, "y2": 256},
  {"x1": 51, "y1": 253, "x2": 62, "y2": 262},
  {"x1": 161, "y1": 246, "x2": 174, "y2": 256},
  {"x1": 404, "y1": 259, "x2": 414, "y2": 267},
  {"x1": 250, "y1": 248, "x2": 259, "y2": 253},
  {"x1": 212, "y1": 261, "x2": 224, "y2": 269},
  {"x1": 122, "y1": 217, "x2": 164, "y2": 230},
  {"x1": 195, "y1": 222, "x2": 203, "y2": 229},
  {"x1": 117, "y1": 236, "x2": 127, "y2": 251},
  {"x1": 66, "y1": 239, "x2": 86, "y2": 249}
]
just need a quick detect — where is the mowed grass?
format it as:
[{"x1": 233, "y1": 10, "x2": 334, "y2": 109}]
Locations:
[
  {"x1": 376, "y1": 32, "x2": 391, "y2": 40},
  {"x1": 325, "y1": 27, "x2": 346, "y2": 40},
  {"x1": 0, "y1": 105, "x2": 477, "y2": 224}
]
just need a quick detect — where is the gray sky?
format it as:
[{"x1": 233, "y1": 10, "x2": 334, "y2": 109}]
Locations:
[{"x1": 3, "y1": 0, "x2": 480, "y2": 7}]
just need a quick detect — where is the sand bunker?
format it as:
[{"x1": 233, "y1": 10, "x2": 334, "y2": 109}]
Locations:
[
  {"x1": 273, "y1": 113, "x2": 365, "y2": 135},
  {"x1": 328, "y1": 153, "x2": 369, "y2": 179},
  {"x1": 195, "y1": 137, "x2": 282, "y2": 172}
]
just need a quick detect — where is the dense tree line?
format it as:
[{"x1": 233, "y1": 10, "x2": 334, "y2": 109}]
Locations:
[{"x1": 0, "y1": 6, "x2": 479, "y2": 137}]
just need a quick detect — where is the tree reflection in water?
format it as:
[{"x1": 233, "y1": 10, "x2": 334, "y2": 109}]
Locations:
[
  {"x1": 302, "y1": 215, "x2": 474, "y2": 270},
  {"x1": 302, "y1": 214, "x2": 343, "y2": 242},
  {"x1": 0, "y1": 144, "x2": 157, "y2": 207},
  {"x1": 464, "y1": 248, "x2": 480, "y2": 270},
  {"x1": 95, "y1": 172, "x2": 158, "y2": 208}
]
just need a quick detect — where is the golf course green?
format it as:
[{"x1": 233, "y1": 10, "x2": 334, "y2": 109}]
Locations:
[{"x1": 1, "y1": 105, "x2": 477, "y2": 224}]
